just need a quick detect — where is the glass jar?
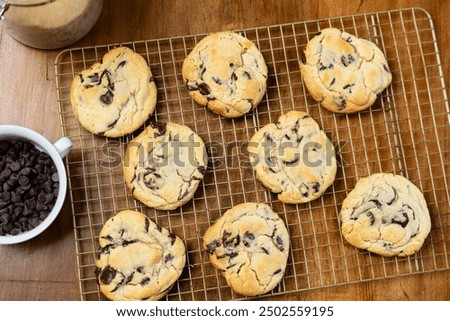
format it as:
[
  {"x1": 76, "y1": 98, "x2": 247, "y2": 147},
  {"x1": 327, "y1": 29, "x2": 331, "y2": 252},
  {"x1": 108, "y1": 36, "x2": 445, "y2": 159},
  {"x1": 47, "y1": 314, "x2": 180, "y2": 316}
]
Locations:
[{"x1": 0, "y1": 0, "x2": 103, "y2": 49}]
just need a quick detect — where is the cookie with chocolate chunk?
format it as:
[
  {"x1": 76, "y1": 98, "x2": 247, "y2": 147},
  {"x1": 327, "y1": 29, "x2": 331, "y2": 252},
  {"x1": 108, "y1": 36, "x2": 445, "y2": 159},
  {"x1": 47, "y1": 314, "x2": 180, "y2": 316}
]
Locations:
[
  {"x1": 340, "y1": 173, "x2": 431, "y2": 257},
  {"x1": 123, "y1": 121, "x2": 207, "y2": 210},
  {"x1": 203, "y1": 202, "x2": 290, "y2": 296},
  {"x1": 182, "y1": 31, "x2": 268, "y2": 118},
  {"x1": 95, "y1": 210, "x2": 186, "y2": 300},
  {"x1": 247, "y1": 110, "x2": 337, "y2": 204},
  {"x1": 300, "y1": 28, "x2": 392, "y2": 113},
  {"x1": 70, "y1": 47, "x2": 157, "y2": 137}
]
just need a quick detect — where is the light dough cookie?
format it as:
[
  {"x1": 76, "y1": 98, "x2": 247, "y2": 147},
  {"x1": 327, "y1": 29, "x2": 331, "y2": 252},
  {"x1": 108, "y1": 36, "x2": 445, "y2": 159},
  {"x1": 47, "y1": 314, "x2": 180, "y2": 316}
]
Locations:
[
  {"x1": 247, "y1": 110, "x2": 337, "y2": 204},
  {"x1": 123, "y1": 121, "x2": 207, "y2": 210},
  {"x1": 182, "y1": 31, "x2": 268, "y2": 118},
  {"x1": 95, "y1": 210, "x2": 186, "y2": 300},
  {"x1": 300, "y1": 28, "x2": 392, "y2": 113},
  {"x1": 70, "y1": 46, "x2": 157, "y2": 137},
  {"x1": 203, "y1": 202, "x2": 290, "y2": 296},
  {"x1": 340, "y1": 173, "x2": 431, "y2": 257}
]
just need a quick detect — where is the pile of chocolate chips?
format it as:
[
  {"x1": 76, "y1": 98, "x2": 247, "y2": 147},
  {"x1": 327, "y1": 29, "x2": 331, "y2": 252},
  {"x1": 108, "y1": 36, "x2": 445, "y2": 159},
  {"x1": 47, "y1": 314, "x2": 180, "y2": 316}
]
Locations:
[{"x1": 0, "y1": 139, "x2": 59, "y2": 236}]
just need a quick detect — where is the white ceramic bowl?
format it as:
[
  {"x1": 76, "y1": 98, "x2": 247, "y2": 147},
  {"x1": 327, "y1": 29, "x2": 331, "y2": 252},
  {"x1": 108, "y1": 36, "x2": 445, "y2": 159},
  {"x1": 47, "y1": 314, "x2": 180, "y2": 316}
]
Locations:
[{"x1": 0, "y1": 125, "x2": 72, "y2": 244}]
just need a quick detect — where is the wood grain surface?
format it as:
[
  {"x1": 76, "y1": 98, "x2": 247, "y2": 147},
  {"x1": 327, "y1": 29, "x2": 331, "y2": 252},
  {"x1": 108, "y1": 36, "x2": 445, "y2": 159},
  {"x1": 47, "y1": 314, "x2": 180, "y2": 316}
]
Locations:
[{"x1": 0, "y1": 0, "x2": 449, "y2": 300}]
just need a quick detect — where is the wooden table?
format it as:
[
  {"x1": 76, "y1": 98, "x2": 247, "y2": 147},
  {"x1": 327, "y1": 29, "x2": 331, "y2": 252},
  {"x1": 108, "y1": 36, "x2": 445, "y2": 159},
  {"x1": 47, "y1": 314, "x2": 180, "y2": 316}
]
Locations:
[{"x1": 0, "y1": 0, "x2": 449, "y2": 301}]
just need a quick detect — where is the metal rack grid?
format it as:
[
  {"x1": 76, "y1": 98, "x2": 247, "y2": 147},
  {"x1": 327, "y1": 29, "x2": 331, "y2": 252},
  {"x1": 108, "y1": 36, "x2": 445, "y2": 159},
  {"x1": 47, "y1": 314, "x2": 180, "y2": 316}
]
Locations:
[{"x1": 55, "y1": 7, "x2": 450, "y2": 300}]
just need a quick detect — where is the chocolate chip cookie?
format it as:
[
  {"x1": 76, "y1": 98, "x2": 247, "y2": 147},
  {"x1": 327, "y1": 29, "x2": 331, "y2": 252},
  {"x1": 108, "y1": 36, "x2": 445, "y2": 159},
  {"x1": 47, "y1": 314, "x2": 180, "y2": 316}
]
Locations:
[
  {"x1": 247, "y1": 110, "x2": 337, "y2": 204},
  {"x1": 182, "y1": 31, "x2": 268, "y2": 118},
  {"x1": 203, "y1": 202, "x2": 290, "y2": 296},
  {"x1": 340, "y1": 173, "x2": 431, "y2": 257},
  {"x1": 95, "y1": 210, "x2": 186, "y2": 300},
  {"x1": 123, "y1": 121, "x2": 207, "y2": 210},
  {"x1": 70, "y1": 47, "x2": 157, "y2": 137},
  {"x1": 300, "y1": 28, "x2": 392, "y2": 113}
]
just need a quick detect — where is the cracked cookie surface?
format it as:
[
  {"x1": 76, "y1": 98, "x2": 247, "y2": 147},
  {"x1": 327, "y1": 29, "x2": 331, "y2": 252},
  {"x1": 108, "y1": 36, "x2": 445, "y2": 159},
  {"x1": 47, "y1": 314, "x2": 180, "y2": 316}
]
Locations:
[
  {"x1": 95, "y1": 210, "x2": 186, "y2": 300},
  {"x1": 123, "y1": 122, "x2": 207, "y2": 210},
  {"x1": 182, "y1": 31, "x2": 268, "y2": 118},
  {"x1": 203, "y1": 202, "x2": 290, "y2": 296},
  {"x1": 247, "y1": 110, "x2": 337, "y2": 204},
  {"x1": 340, "y1": 173, "x2": 431, "y2": 257},
  {"x1": 70, "y1": 47, "x2": 157, "y2": 137},
  {"x1": 300, "y1": 28, "x2": 392, "y2": 113}
]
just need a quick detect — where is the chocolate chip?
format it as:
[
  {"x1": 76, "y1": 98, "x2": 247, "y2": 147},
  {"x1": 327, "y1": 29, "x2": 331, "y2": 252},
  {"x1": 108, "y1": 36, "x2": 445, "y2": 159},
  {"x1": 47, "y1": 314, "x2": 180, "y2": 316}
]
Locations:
[
  {"x1": 197, "y1": 165, "x2": 206, "y2": 176},
  {"x1": 343, "y1": 84, "x2": 353, "y2": 93},
  {"x1": 169, "y1": 233, "x2": 177, "y2": 245},
  {"x1": 275, "y1": 235, "x2": 285, "y2": 252},
  {"x1": 370, "y1": 199, "x2": 382, "y2": 208},
  {"x1": 206, "y1": 239, "x2": 220, "y2": 254},
  {"x1": 122, "y1": 239, "x2": 137, "y2": 247},
  {"x1": 198, "y1": 82, "x2": 211, "y2": 96},
  {"x1": 106, "y1": 118, "x2": 118, "y2": 130},
  {"x1": 212, "y1": 77, "x2": 223, "y2": 85},
  {"x1": 88, "y1": 73, "x2": 100, "y2": 83},
  {"x1": 0, "y1": 200, "x2": 8, "y2": 210},
  {"x1": 164, "y1": 254, "x2": 174, "y2": 263},
  {"x1": 392, "y1": 212, "x2": 409, "y2": 228},
  {"x1": 341, "y1": 54, "x2": 355, "y2": 67},
  {"x1": 264, "y1": 132, "x2": 274, "y2": 143},
  {"x1": 149, "y1": 122, "x2": 167, "y2": 137},
  {"x1": 301, "y1": 52, "x2": 307, "y2": 64},
  {"x1": 222, "y1": 230, "x2": 232, "y2": 243},
  {"x1": 338, "y1": 99, "x2": 347, "y2": 110},
  {"x1": 140, "y1": 277, "x2": 150, "y2": 286},
  {"x1": 243, "y1": 231, "x2": 255, "y2": 247},
  {"x1": 300, "y1": 183, "x2": 309, "y2": 197},
  {"x1": 387, "y1": 187, "x2": 398, "y2": 205},
  {"x1": 366, "y1": 211, "x2": 375, "y2": 225},
  {"x1": 283, "y1": 157, "x2": 299, "y2": 166},
  {"x1": 10, "y1": 162, "x2": 21, "y2": 172},
  {"x1": 99, "y1": 265, "x2": 116, "y2": 285},
  {"x1": 100, "y1": 69, "x2": 114, "y2": 90},
  {"x1": 311, "y1": 182, "x2": 321, "y2": 193},
  {"x1": 18, "y1": 176, "x2": 30, "y2": 187},
  {"x1": 100, "y1": 89, "x2": 114, "y2": 105}
]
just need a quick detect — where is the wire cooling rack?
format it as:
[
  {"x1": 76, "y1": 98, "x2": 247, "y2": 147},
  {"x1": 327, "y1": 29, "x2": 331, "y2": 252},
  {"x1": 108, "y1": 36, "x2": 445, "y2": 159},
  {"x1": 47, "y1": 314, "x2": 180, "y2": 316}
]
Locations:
[{"x1": 55, "y1": 7, "x2": 450, "y2": 300}]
